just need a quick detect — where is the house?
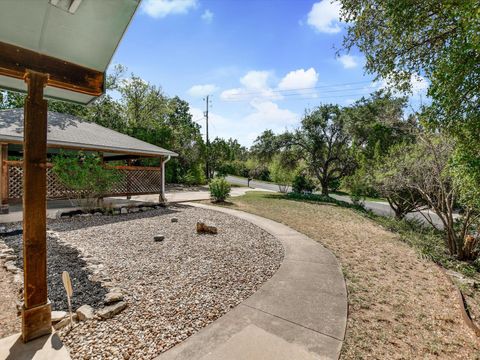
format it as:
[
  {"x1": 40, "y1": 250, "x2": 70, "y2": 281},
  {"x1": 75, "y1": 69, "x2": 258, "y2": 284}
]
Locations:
[{"x1": 0, "y1": 109, "x2": 177, "y2": 213}]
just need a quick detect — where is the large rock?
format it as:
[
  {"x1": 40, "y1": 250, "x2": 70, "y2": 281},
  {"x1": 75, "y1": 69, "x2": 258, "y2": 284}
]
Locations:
[
  {"x1": 104, "y1": 291, "x2": 124, "y2": 304},
  {"x1": 97, "y1": 301, "x2": 127, "y2": 319},
  {"x1": 76, "y1": 304, "x2": 95, "y2": 321},
  {"x1": 196, "y1": 222, "x2": 218, "y2": 235},
  {"x1": 51, "y1": 311, "x2": 67, "y2": 324},
  {"x1": 154, "y1": 234, "x2": 165, "y2": 242},
  {"x1": 120, "y1": 208, "x2": 128, "y2": 214}
]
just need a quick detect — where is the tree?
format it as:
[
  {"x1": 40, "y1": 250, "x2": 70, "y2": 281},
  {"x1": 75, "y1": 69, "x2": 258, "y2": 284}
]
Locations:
[
  {"x1": 268, "y1": 155, "x2": 296, "y2": 193},
  {"x1": 284, "y1": 105, "x2": 355, "y2": 196},
  {"x1": 374, "y1": 143, "x2": 425, "y2": 219},
  {"x1": 250, "y1": 130, "x2": 279, "y2": 163},
  {"x1": 380, "y1": 133, "x2": 478, "y2": 260},
  {"x1": 342, "y1": 91, "x2": 416, "y2": 202},
  {"x1": 340, "y1": 0, "x2": 480, "y2": 208}
]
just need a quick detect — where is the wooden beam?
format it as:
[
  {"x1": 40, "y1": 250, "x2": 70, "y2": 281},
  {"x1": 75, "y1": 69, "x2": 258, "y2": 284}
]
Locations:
[
  {"x1": 0, "y1": 41, "x2": 104, "y2": 96},
  {"x1": 0, "y1": 143, "x2": 8, "y2": 213},
  {"x1": 21, "y1": 71, "x2": 51, "y2": 342}
]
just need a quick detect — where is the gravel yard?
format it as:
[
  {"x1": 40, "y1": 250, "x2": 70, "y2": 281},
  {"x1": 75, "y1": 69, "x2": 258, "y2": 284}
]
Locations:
[
  {"x1": 3, "y1": 233, "x2": 107, "y2": 311},
  {"x1": 48, "y1": 205, "x2": 283, "y2": 359}
]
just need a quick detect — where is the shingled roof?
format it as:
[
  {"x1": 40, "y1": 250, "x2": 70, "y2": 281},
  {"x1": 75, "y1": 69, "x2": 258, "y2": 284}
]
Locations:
[{"x1": 0, "y1": 109, "x2": 177, "y2": 157}]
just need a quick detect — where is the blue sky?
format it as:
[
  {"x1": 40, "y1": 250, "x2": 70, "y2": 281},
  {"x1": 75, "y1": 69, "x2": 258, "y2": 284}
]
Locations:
[{"x1": 112, "y1": 0, "x2": 428, "y2": 147}]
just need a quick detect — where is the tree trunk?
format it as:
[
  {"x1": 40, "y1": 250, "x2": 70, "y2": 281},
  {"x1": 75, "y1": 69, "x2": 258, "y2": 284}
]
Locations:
[{"x1": 321, "y1": 182, "x2": 329, "y2": 196}]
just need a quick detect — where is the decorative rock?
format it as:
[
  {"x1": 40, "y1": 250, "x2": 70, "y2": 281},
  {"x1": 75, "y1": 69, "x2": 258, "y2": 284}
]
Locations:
[
  {"x1": 154, "y1": 235, "x2": 165, "y2": 242},
  {"x1": 196, "y1": 222, "x2": 218, "y2": 235},
  {"x1": 140, "y1": 207, "x2": 148, "y2": 212},
  {"x1": 5, "y1": 261, "x2": 18, "y2": 273},
  {"x1": 51, "y1": 310, "x2": 67, "y2": 323},
  {"x1": 113, "y1": 209, "x2": 120, "y2": 215},
  {"x1": 120, "y1": 208, "x2": 128, "y2": 214},
  {"x1": 94, "y1": 212, "x2": 103, "y2": 216},
  {"x1": 129, "y1": 207, "x2": 140, "y2": 213},
  {"x1": 171, "y1": 217, "x2": 178, "y2": 223},
  {"x1": 97, "y1": 301, "x2": 127, "y2": 319},
  {"x1": 76, "y1": 304, "x2": 95, "y2": 321},
  {"x1": 104, "y1": 291, "x2": 124, "y2": 304},
  {"x1": 54, "y1": 316, "x2": 74, "y2": 330}
]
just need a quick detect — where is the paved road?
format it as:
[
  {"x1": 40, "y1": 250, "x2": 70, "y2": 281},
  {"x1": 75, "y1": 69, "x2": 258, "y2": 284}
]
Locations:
[{"x1": 226, "y1": 175, "x2": 446, "y2": 229}]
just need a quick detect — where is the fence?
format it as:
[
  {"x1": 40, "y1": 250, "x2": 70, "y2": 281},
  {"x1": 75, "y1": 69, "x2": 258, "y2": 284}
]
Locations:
[{"x1": 4, "y1": 161, "x2": 162, "y2": 201}]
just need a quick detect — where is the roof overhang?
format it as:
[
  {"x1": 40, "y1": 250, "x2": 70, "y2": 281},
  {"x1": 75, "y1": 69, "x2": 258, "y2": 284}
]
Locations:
[{"x1": 0, "y1": 0, "x2": 141, "y2": 104}]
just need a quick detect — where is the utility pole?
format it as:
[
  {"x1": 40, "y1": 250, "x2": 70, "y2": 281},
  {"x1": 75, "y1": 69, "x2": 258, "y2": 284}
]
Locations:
[{"x1": 204, "y1": 95, "x2": 210, "y2": 179}]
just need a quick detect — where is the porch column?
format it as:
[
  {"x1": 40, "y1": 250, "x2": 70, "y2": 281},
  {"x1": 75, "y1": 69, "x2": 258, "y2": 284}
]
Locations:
[
  {"x1": 0, "y1": 143, "x2": 9, "y2": 214},
  {"x1": 22, "y1": 71, "x2": 51, "y2": 342},
  {"x1": 159, "y1": 155, "x2": 170, "y2": 203}
]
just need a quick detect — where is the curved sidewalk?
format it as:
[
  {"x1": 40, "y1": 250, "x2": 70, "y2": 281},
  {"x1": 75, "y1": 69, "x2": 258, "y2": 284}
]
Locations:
[{"x1": 157, "y1": 203, "x2": 347, "y2": 360}]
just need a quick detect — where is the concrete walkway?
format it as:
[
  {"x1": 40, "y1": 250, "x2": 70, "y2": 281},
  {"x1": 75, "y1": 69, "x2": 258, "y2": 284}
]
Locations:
[{"x1": 157, "y1": 203, "x2": 347, "y2": 360}]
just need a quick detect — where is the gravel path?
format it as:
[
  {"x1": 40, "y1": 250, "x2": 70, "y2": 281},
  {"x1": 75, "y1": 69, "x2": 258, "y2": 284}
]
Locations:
[
  {"x1": 3, "y1": 233, "x2": 107, "y2": 311},
  {"x1": 50, "y1": 205, "x2": 283, "y2": 359}
]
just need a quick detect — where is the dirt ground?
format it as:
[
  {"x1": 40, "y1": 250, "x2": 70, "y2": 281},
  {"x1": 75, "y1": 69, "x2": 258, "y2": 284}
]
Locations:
[
  {"x1": 0, "y1": 266, "x2": 20, "y2": 338},
  {"x1": 224, "y1": 192, "x2": 480, "y2": 359}
]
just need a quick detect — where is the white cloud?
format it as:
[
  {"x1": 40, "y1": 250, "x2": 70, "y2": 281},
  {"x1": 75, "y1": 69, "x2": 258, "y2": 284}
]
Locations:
[
  {"x1": 240, "y1": 70, "x2": 271, "y2": 90},
  {"x1": 244, "y1": 100, "x2": 299, "y2": 126},
  {"x1": 307, "y1": 0, "x2": 342, "y2": 34},
  {"x1": 189, "y1": 99, "x2": 299, "y2": 146},
  {"x1": 220, "y1": 70, "x2": 279, "y2": 101},
  {"x1": 372, "y1": 74, "x2": 429, "y2": 97},
  {"x1": 142, "y1": 0, "x2": 197, "y2": 18},
  {"x1": 338, "y1": 55, "x2": 358, "y2": 69},
  {"x1": 410, "y1": 75, "x2": 429, "y2": 95},
  {"x1": 278, "y1": 68, "x2": 318, "y2": 90},
  {"x1": 201, "y1": 9, "x2": 213, "y2": 23},
  {"x1": 187, "y1": 84, "x2": 218, "y2": 97}
]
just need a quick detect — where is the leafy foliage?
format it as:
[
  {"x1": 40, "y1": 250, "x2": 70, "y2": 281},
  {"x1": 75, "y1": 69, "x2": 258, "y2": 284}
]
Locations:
[
  {"x1": 283, "y1": 104, "x2": 355, "y2": 195},
  {"x1": 52, "y1": 152, "x2": 122, "y2": 206},
  {"x1": 209, "y1": 177, "x2": 231, "y2": 202},
  {"x1": 292, "y1": 173, "x2": 316, "y2": 194}
]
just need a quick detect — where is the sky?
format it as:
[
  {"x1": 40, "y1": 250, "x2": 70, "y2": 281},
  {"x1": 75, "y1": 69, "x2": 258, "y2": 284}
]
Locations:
[{"x1": 111, "y1": 0, "x2": 429, "y2": 147}]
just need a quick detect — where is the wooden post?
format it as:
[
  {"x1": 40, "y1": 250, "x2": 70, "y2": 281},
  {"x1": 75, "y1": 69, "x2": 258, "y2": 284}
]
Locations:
[
  {"x1": 0, "y1": 143, "x2": 9, "y2": 214},
  {"x1": 21, "y1": 70, "x2": 51, "y2": 342},
  {"x1": 126, "y1": 159, "x2": 132, "y2": 200}
]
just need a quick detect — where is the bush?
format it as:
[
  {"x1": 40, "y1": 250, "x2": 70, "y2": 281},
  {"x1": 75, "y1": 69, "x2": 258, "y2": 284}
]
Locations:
[
  {"x1": 181, "y1": 164, "x2": 206, "y2": 185},
  {"x1": 292, "y1": 173, "x2": 316, "y2": 194},
  {"x1": 52, "y1": 152, "x2": 122, "y2": 207},
  {"x1": 209, "y1": 177, "x2": 231, "y2": 202},
  {"x1": 269, "y1": 157, "x2": 295, "y2": 193}
]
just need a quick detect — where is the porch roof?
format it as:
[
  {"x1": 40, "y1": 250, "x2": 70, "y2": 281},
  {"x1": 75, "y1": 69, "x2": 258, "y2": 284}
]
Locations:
[{"x1": 0, "y1": 109, "x2": 177, "y2": 158}]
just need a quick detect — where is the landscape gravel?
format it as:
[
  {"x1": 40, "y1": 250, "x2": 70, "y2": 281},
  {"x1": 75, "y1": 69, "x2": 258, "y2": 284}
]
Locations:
[
  {"x1": 2, "y1": 232, "x2": 107, "y2": 311},
  {"x1": 49, "y1": 204, "x2": 284, "y2": 359}
]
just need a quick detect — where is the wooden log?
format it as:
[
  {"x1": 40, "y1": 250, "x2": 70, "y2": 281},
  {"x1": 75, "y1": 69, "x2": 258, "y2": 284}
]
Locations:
[{"x1": 21, "y1": 70, "x2": 52, "y2": 342}]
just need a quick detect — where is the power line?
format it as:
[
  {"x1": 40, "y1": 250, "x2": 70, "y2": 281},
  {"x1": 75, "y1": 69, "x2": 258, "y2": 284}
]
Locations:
[
  {"x1": 221, "y1": 79, "x2": 374, "y2": 99},
  {"x1": 223, "y1": 91, "x2": 375, "y2": 102}
]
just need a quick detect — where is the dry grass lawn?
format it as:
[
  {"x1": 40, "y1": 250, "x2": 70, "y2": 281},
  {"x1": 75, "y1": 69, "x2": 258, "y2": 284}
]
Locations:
[{"x1": 216, "y1": 192, "x2": 480, "y2": 359}]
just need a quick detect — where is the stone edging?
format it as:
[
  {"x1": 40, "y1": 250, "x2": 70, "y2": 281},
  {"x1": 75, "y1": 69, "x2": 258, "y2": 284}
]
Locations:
[{"x1": 0, "y1": 230, "x2": 127, "y2": 330}]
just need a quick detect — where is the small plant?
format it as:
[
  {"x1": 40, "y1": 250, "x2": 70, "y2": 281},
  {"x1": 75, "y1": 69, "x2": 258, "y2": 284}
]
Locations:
[{"x1": 209, "y1": 177, "x2": 231, "y2": 202}]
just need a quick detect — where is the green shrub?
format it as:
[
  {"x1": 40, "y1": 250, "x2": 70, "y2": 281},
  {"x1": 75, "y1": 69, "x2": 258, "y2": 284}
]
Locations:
[
  {"x1": 209, "y1": 177, "x2": 231, "y2": 202},
  {"x1": 181, "y1": 164, "x2": 206, "y2": 185},
  {"x1": 292, "y1": 173, "x2": 316, "y2": 194},
  {"x1": 52, "y1": 152, "x2": 122, "y2": 207}
]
